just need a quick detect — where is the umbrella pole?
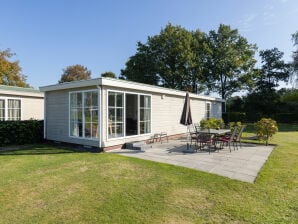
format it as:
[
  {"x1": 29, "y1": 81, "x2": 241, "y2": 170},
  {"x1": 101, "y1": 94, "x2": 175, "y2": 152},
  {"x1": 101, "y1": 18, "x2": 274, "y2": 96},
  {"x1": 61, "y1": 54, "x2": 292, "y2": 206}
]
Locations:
[{"x1": 187, "y1": 125, "x2": 190, "y2": 150}]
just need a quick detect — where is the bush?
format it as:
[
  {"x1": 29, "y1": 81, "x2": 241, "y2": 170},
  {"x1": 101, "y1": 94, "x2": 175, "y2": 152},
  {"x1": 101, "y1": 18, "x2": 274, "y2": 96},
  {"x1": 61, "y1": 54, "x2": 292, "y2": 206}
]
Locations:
[
  {"x1": 255, "y1": 118, "x2": 278, "y2": 145},
  {"x1": 229, "y1": 121, "x2": 242, "y2": 131},
  {"x1": 0, "y1": 120, "x2": 43, "y2": 146},
  {"x1": 200, "y1": 118, "x2": 224, "y2": 129},
  {"x1": 222, "y1": 112, "x2": 246, "y2": 123}
]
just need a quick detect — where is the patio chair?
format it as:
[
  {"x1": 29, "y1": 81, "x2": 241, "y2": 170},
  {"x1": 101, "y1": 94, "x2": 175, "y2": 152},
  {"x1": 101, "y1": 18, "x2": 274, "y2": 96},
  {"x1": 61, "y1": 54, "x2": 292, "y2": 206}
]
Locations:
[
  {"x1": 234, "y1": 125, "x2": 246, "y2": 148},
  {"x1": 217, "y1": 126, "x2": 238, "y2": 152},
  {"x1": 196, "y1": 132, "x2": 214, "y2": 153}
]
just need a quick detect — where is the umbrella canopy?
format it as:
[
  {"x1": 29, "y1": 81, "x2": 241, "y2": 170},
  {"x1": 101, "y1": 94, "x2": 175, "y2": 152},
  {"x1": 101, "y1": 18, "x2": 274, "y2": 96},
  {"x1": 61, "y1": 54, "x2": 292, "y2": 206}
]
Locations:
[{"x1": 180, "y1": 92, "x2": 193, "y2": 126}]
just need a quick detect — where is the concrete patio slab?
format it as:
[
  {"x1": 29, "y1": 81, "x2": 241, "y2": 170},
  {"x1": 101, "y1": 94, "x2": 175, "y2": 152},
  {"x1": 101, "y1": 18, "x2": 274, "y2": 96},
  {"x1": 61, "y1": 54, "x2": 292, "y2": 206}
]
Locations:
[{"x1": 108, "y1": 140, "x2": 275, "y2": 183}]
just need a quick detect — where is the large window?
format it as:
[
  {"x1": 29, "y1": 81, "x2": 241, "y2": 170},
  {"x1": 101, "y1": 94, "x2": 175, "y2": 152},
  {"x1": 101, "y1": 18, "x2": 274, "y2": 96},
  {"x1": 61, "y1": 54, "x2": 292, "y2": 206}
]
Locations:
[
  {"x1": 70, "y1": 90, "x2": 98, "y2": 139},
  {"x1": 108, "y1": 91, "x2": 151, "y2": 139},
  {"x1": 0, "y1": 98, "x2": 21, "y2": 121}
]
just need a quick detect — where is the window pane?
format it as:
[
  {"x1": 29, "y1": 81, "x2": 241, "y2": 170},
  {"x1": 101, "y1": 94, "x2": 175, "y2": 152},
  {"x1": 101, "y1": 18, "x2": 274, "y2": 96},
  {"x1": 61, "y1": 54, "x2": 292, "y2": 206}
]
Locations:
[
  {"x1": 115, "y1": 123, "x2": 124, "y2": 137},
  {"x1": 70, "y1": 109, "x2": 82, "y2": 121},
  {"x1": 108, "y1": 108, "x2": 116, "y2": 122},
  {"x1": 92, "y1": 91, "x2": 98, "y2": 106},
  {"x1": 92, "y1": 110, "x2": 98, "y2": 123},
  {"x1": 116, "y1": 108, "x2": 123, "y2": 122},
  {"x1": 116, "y1": 93, "x2": 123, "y2": 107},
  {"x1": 140, "y1": 95, "x2": 144, "y2": 107},
  {"x1": 84, "y1": 109, "x2": 91, "y2": 122},
  {"x1": 91, "y1": 123, "x2": 98, "y2": 139},
  {"x1": 108, "y1": 123, "x2": 116, "y2": 138},
  {"x1": 140, "y1": 121, "x2": 150, "y2": 134},
  {"x1": 85, "y1": 122, "x2": 92, "y2": 138},
  {"x1": 85, "y1": 92, "x2": 92, "y2": 107},
  {"x1": 70, "y1": 121, "x2": 83, "y2": 137},
  {"x1": 108, "y1": 92, "x2": 115, "y2": 107},
  {"x1": 144, "y1": 96, "x2": 151, "y2": 108}
]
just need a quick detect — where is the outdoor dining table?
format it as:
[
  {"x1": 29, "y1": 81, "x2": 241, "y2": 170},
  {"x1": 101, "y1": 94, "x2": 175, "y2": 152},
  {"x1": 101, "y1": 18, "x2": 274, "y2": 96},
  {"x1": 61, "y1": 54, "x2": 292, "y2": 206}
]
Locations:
[
  {"x1": 195, "y1": 128, "x2": 231, "y2": 152},
  {"x1": 196, "y1": 129, "x2": 231, "y2": 135}
]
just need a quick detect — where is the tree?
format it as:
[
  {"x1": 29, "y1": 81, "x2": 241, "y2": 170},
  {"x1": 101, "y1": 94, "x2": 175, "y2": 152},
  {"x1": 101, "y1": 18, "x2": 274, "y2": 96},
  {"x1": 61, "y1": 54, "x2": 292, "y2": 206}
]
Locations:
[
  {"x1": 121, "y1": 23, "x2": 207, "y2": 93},
  {"x1": 255, "y1": 48, "x2": 290, "y2": 91},
  {"x1": 101, "y1": 71, "x2": 116, "y2": 78},
  {"x1": 0, "y1": 48, "x2": 29, "y2": 87},
  {"x1": 291, "y1": 31, "x2": 298, "y2": 86},
  {"x1": 255, "y1": 118, "x2": 278, "y2": 146},
  {"x1": 59, "y1": 64, "x2": 91, "y2": 83},
  {"x1": 205, "y1": 24, "x2": 257, "y2": 101}
]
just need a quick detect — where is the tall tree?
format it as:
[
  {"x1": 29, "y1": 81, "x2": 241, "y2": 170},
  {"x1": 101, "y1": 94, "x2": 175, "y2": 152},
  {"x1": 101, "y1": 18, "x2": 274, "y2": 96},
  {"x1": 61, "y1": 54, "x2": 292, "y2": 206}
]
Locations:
[
  {"x1": 59, "y1": 64, "x2": 91, "y2": 83},
  {"x1": 291, "y1": 31, "x2": 298, "y2": 86},
  {"x1": 0, "y1": 48, "x2": 29, "y2": 87},
  {"x1": 101, "y1": 71, "x2": 116, "y2": 78},
  {"x1": 120, "y1": 23, "x2": 207, "y2": 92},
  {"x1": 205, "y1": 24, "x2": 257, "y2": 101},
  {"x1": 255, "y1": 48, "x2": 290, "y2": 91}
]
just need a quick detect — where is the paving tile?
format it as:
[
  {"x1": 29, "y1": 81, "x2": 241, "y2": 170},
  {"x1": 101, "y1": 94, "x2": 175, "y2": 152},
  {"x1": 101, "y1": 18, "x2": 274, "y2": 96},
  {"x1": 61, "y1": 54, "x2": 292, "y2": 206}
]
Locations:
[{"x1": 108, "y1": 139, "x2": 274, "y2": 183}]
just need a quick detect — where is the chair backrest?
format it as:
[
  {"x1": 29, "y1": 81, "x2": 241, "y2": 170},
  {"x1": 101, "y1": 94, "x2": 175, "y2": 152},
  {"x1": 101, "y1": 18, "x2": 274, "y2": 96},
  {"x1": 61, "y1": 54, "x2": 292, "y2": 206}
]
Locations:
[
  {"x1": 236, "y1": 125, "x2": 246, "y2": 141},
  {"x1": 188, "y1": 124, "x2": 195, "y2": 133},
  {"x1": 229, "y1": 126, "x2": 238, "y2": 142},
  {"x1": 194, "y1": 123, "x2": 201, "y2": 132}
]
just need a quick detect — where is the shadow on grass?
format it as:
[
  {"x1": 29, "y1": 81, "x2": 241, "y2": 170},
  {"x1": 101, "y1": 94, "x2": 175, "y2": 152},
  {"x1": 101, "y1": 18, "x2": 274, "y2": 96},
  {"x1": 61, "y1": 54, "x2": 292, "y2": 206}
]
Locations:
[{"x1": 0, "y1": 144, "x2": 100, "y2": 156}]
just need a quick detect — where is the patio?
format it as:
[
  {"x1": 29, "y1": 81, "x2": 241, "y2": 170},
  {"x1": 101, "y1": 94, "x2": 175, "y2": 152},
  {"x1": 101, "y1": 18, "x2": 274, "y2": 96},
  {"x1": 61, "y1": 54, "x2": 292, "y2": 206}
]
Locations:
[{"x1": 109, "y1": 139, "x2": 274, "y2": 183}]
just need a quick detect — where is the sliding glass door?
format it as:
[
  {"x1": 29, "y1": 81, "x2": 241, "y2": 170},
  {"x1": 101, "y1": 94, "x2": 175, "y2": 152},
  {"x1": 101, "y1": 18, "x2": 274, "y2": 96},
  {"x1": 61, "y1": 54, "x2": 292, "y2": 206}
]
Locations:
[{"x1": 108, "y1": 91, "x2": 151, "y2": 139}]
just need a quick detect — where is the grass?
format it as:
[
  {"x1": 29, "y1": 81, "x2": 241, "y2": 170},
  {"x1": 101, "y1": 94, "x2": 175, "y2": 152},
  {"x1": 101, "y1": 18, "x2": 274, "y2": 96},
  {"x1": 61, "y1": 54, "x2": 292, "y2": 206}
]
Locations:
[{"x1": 0, "y1": 126, "x2": 297, "y2": 223}]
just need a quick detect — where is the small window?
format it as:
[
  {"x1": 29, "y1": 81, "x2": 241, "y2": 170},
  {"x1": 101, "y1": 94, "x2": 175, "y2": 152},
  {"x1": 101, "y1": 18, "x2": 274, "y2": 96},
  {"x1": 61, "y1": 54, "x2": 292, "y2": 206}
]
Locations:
[
  {"x1": 0, "y1": 99, "x2": 5, "y2": 121},
  {"x1": 7, "y1": 99, "x2": 21, "y2": 120},
  {"x1": 206, "y1": 103, "x2": 211, "y2": 120}
]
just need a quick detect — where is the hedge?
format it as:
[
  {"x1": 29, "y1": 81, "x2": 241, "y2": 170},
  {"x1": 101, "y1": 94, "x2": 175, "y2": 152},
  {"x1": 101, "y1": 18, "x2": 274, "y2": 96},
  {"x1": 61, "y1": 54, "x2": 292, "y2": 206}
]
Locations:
[
  {"x1": 222, "y1": 112, "x2": 246, "y2": 123},
  {"x1": 0, "y1": 120, "x2": 44, "y2": 146}
]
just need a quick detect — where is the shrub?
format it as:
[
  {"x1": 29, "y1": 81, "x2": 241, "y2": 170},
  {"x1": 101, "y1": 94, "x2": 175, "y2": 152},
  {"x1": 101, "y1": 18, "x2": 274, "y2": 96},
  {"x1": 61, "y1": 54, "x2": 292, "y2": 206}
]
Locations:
[
  {"x1": 200, "y1": 118, "x2": 224, "y2": 129},
  {"x1": 0, "y1": 120, "x2": 43, "y2": 146},
  {"x1": 229, "y1": 121, "x2": 242, "y2": 131},
  {"x1": 255, "y1": 118, "x2": 278, "y2": 145}
]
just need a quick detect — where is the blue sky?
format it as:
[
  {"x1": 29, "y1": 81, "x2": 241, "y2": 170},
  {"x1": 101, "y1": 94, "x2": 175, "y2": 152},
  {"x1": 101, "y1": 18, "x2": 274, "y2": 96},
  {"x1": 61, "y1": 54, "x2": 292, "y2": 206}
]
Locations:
[{"x1": 1, "y1": 0, "x2": 297, "y2": 89}]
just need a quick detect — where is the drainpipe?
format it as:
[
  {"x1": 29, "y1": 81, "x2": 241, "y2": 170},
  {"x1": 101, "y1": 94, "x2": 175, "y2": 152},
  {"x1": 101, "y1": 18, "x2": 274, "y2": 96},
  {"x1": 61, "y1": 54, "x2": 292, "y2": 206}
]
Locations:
[{"x1": 97, "y1": 85, "x2": 102, "y2": 149}]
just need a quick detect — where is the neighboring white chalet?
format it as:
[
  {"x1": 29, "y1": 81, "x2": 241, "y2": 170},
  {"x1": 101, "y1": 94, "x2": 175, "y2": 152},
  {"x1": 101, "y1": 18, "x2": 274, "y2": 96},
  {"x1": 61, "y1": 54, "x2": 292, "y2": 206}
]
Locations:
[
  {"x1": 40, "y1": 78, "x2": 224, "y2": 150},
  {"x1": 0, "y1": 85, "x2": 44, "y2": 121}
]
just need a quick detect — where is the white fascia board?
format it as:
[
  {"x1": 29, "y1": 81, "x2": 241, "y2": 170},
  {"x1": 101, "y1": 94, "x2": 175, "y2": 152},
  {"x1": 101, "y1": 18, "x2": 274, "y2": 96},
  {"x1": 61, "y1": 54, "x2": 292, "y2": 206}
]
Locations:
[
  {"x1": 39, "y1": 79, "x2": 102, "y2": 92},
  {"x1": 0, "y1": 89, "x2": 44, "y2": 98},
  {"x1": 101, "y1": 78, "x2": 224, "y2": 102},
  {"x1": 39, "y1": 77, "x2": 224, "y2": 102}
]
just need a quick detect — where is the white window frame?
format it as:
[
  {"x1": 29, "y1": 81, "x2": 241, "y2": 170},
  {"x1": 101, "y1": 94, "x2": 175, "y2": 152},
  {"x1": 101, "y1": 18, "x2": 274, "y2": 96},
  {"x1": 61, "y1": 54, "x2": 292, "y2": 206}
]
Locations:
[
  {"x1": 106, "y1": 89, "x2": 152, "y2": 141},
  {"x1": 69, "y1": 89, "x2": 99, "y2": 140},
  {"x1": 0, "y1": 97, "x2": 22, "y2": 121}
]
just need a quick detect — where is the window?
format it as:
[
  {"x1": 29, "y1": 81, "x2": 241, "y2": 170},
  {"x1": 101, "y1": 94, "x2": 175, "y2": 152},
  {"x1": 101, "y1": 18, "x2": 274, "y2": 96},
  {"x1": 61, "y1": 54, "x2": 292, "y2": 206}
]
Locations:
[
  {"x1": 108, "y1": 91, "x2": 151, "y2": 139},
  {"x1": 108, "y1": 92, "x2": 124, "y2": 138},
  {"x1": 7, "y1": 99, "x2": 21, "y2": 120},
  {"x1": 140, "y1": 95, "x2": 151, "y2": 134},
  {"x1": 206, "y1": 102, "x2": 211, "y2": 120},
  {"x1": 0, "y1": 98, "x2": 21, "y2": 121},
  {"x1": 0, "y1": 99, "x2": 5, "y2": 121},
  {"x1": 70, "y1": 90, "x2": 98, "y2": 139}
]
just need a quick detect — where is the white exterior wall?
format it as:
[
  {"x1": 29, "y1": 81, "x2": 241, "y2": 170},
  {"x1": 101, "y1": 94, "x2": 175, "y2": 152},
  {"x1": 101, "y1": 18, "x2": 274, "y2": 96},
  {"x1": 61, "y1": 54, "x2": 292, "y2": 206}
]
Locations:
[
  {"x1": 22, "y1": 97, "x2": 44, "y2": 120},
  {"x1": 101, "y1": 86, "x2": 222, "y2": 148}
]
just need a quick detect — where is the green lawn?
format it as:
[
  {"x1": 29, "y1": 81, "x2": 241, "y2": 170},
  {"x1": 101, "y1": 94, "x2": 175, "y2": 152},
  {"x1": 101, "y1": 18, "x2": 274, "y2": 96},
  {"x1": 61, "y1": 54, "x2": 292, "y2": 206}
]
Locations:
[{"x1": 0, "y1": 128, "x2": 297, "y2": 223}]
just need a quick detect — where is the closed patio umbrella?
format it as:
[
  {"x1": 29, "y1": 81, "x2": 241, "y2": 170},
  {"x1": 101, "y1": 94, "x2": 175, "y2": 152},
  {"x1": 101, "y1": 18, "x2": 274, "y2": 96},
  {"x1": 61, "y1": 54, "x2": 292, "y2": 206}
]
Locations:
[
  {"x1": 180, "y1": 93, "x2": 193, "y2": 151},
  {"x1": 180, "y1": 92, "x2": 192, "y2": 126}
]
